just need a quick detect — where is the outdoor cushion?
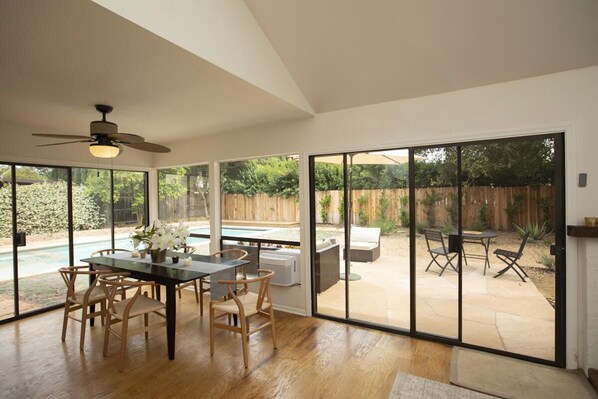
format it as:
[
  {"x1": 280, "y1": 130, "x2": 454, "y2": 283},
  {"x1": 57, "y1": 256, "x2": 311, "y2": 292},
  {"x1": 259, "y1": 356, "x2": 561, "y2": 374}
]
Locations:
[
  {"x1": 351, "y1": 227, "x2": 381, "y2": 244},
  {"x1": 350, "y1": 241, "x2": 378, "y2": 251}
]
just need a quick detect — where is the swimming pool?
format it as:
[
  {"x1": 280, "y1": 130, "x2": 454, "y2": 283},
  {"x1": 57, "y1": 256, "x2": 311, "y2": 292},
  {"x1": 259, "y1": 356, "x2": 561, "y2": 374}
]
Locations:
[{"x1": 0, "y1": 226, "x2": 268, "y2": 281}]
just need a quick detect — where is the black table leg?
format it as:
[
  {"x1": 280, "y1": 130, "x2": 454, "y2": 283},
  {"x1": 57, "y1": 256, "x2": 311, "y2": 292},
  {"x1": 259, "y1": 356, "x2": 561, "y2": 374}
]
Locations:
[{"x1": 165, "y1": 282, "x2": 176, "y2": 360}]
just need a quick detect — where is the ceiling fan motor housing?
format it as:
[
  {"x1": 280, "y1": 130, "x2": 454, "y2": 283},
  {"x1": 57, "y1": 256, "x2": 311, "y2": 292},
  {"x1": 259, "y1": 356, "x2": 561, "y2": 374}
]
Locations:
[{"x1": 90, "y1": 120, "x2": 118, "y2": 135}]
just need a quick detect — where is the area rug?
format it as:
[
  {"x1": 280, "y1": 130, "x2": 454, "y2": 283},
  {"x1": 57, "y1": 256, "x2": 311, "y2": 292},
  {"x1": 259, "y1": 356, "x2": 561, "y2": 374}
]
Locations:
[
  {"x1": 450, "y1": 347, "x2": 598, "y2": 399},
  {"x1": 389, "y1": 372, "x2": 499, "y2": 398}
]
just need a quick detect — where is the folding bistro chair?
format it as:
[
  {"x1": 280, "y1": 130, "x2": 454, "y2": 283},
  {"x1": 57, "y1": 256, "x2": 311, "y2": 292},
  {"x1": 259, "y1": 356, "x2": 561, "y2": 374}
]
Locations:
[
  {"x1": 423, "y1": 229, "x2": 458, "y2": 276},
  {"x1": 493, "y1": 233, "x2": 529, "y2": 282}
]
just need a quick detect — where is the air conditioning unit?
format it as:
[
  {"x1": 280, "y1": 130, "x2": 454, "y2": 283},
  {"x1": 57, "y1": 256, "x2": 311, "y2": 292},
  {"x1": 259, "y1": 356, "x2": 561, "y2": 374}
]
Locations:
[{"x1": 259, "y1": 249, "x2": 300, "y2": 286}]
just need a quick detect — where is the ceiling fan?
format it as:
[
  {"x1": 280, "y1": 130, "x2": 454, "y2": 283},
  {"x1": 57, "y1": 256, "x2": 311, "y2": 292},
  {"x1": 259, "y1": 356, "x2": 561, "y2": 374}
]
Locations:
[{"x1": 32, "y1": 104, "x2": 170, "y2": 158}]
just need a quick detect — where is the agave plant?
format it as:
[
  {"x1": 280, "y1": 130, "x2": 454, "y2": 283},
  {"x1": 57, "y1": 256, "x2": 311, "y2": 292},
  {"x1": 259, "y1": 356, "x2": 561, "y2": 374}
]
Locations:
[{"x1": 513, "y1": 221, "x2": 552, "y2": 241}]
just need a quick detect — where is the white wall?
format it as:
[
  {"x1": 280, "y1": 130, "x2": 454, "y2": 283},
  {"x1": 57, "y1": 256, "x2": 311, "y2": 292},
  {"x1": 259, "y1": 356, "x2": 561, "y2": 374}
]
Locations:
[
  {"x1": 3, "y1": 66, "x2": 598, "y2": 371},
  {"x1": 156, "y1": 66, "x2": 598, "y2": 371}
]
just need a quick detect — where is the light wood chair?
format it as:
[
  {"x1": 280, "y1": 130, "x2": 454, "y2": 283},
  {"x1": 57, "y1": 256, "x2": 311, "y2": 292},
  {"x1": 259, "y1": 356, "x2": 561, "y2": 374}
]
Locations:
[
  {"x1": 175, "y1": 245, "x2": 199, "y2": 302},
  {"x1": 91, "y1": 248, "x2": 144, "y2": 298},
  {"x1": 58, "y1": 266, "x2": 112, "y2": 350},
  {"x1": 198, "y1": 249, "x2": 248, "y2": 316},
  {"x1": 91, "y1": 248, "x2": 131, "y2": 257},
  {"x1": 98, "y1": 273, "x2": 166, "y2": 372},
  {"x1": 210, "y1": 269, "x2": 277, "y2": 368}
]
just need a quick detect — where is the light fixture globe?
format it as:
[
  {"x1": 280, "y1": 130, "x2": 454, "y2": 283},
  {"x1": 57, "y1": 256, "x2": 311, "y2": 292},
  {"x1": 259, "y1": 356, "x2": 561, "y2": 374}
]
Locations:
[{"x1": 89, "y1": 143, "x2": 120, "y2": 158}]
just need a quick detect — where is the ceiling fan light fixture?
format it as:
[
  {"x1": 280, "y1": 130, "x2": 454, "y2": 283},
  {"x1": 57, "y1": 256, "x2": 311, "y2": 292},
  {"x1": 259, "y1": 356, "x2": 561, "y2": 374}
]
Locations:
[{"x1": 89, "y1": 143, "x2": 120, "y2": 158}]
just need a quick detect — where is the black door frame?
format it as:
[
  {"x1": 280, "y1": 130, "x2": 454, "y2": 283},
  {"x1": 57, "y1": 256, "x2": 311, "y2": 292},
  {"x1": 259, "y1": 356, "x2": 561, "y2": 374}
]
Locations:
[
  {"x1": 0, "y1": 161, "x2": 150, "y2": 324},
  {"x1": 309, "y1": 132, "x2": 566, "y2": 367}
]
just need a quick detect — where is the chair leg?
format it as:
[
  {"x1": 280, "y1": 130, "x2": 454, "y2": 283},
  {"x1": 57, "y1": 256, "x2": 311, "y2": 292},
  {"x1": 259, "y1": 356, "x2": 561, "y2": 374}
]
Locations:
[
  {"x1": 193, "y1": 280, "x2": 200, "y2": 304},
  {"x1": 80, "y1": 306, "x2": 88, "y2": 351},
  {"x1": 100, "y1": 300, "x2": 106, "y2": 326},
  {"x1": 118, "y1": 319, "x2": 129, "y2": 372},
  {"x1": 144, "y1": 313, "x2": 149, "y2": 340},
  {"x1": 209, "y1": 303, "x2": 215, "y2": 356},
  {"x1": 61, "y1": 303, "x2": 70, "y2": 342},
  {"x1": 103, "y1": 315, "x2": 111, "y2": 357},
  {"x1": 240, "y1": 317, "x2": 249, "y2": 368},
  {"x1": 269, "y1": 307, "x2": 277, "y2": 350},
  {"x1": 177, "y1": 284, "x2": 182, "y2": 299}
]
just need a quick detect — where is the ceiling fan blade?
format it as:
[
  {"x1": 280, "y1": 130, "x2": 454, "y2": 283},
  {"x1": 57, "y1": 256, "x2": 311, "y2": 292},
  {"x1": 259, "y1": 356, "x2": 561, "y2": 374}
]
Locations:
[
  {"x1": 33, "y1": 133, "x2": 91, "y2": 140},
  {"x1": 108, "y1": 133, "x2": 145, "y2": 143},
  {"x1": 36, "y1": 140, "x2": 92, "y2": 147},
  {"x1": 123, "y1": 141, "x2": 171, "y2": 153}
]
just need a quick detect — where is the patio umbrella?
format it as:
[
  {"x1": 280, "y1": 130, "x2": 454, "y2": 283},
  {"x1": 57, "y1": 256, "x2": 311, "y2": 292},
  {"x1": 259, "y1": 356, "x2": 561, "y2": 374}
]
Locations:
[
  {"x1": 315, "y1": 149, "x2": 421, "y2": 280},
  {"x1": 316, "y1": 149, "x2": 420, "y2": 165}
]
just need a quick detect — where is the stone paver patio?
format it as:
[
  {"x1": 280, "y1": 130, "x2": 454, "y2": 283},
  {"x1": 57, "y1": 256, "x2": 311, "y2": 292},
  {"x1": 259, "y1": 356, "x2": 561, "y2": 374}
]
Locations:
[{"x1": 316, "y1": 253, "x2": 555, "y2": 361}]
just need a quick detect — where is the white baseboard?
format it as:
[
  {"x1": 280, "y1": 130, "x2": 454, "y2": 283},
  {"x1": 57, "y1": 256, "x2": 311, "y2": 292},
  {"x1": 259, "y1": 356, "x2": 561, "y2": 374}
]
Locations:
[{"x1": 273, "y1": 304, "x2": 307, "y2": 316}]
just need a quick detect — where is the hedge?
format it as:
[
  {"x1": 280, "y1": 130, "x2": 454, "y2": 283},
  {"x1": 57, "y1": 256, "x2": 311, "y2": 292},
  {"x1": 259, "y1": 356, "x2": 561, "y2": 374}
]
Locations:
[{"x1": 0, "y1": 182, "x2": 104, "y2": 237}]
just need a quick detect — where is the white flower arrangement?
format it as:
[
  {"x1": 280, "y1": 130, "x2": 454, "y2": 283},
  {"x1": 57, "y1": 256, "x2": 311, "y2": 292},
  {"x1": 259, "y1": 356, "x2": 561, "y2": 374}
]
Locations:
[{"x1": 130, "y1": 220, "x2": 190, "y2": 251}]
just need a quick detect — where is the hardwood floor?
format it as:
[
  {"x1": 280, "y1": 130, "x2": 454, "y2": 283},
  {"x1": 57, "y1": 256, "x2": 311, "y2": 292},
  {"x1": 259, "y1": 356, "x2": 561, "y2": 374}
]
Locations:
[{"x1": 0, "y1": 291, "x2": 452, "y2": 398}]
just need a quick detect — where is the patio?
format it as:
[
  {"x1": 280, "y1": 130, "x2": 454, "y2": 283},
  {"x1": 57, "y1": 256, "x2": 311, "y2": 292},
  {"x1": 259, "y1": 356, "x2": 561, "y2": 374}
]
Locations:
[{"x1": 315, "y1": 230, "x2": 556, "y2": 361}]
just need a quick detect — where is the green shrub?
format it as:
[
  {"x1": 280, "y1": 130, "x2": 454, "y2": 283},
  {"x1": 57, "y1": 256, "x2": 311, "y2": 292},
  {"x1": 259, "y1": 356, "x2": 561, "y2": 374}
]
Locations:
[
  {"x1": 319, "y1": 194, "x2": 332, "y2": 223},
  {"x1": 421, "y1": 190, "x2": 442, "y2": 227},
  {"x1": 505, "y1": 193, "x2": 524, "y2": 228},
  {"x1": 399, "y1": 194, "x2": 409, "y2": 227},
  {"x1": 470, "y1": 202, "x2": 489, "y2": 231},
  {"x1": 536, "y1": 253, "x2": 555, "y2": 271},
  {"x1": 0, "y1": 182, "x2": 104, "y2": 237},
  {"x1": 415, "y1": 221, "x2": 429, "y2": 235},
  {"x1": 445, "y1": 192, "x2": 457, "y2": 226},
  {"x1": 357, "y1": 194, "x2": 368, "y2": 226},
  {"x1": 513, "y1": 221, "x2": 552, "y2": 241},
  {"x1": 539, "y1": 197, "x2": 554, "y2": 232},
  {"x1": 373, "y1": 191, "x2": 398, "y2": 235}
]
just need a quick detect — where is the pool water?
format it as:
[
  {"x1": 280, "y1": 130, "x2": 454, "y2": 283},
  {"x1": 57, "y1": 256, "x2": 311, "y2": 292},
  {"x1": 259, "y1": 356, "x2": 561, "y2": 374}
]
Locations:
[{"x1": 0, "y1": 227, "x2": 267, "y2": 281}]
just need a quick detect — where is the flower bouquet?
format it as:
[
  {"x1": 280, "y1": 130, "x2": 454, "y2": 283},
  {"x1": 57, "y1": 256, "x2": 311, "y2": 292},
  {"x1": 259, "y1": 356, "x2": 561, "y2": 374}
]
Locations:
[{"x1": 130, "y1": 220, "x2": 190, "y2": 262}]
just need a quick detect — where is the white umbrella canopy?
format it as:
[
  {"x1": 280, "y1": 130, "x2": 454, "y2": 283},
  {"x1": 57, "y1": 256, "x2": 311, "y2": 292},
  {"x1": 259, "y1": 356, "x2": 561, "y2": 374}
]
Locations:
[{"x1": 316, "y1": 149, "x2": 422, "y2": 165}]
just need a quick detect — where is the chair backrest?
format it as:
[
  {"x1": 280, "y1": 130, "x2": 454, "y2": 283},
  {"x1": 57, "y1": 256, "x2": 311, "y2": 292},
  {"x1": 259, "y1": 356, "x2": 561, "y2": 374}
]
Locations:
[
  {"x1": 91, "y1": 248, "x2": 131, "y2": 257},
  {"x1": 183, "y1": 245, "x2": 196, "y2": 254},
  {"x1": 217, "y1": 269, "x2": 275, "y2": 313},
  {"x1": 210, "y1": 249, "x2": 248, "y2": 261},
  {"x1": 515, "y1": 233, "x2": 529, "y2": 258},
  {"x1": 98, "y1": 273, "x2": 153, "y2": 318},
  {"x1": 423, "y1": 229, "x2": 446, "y2": 250},
  {"x1": 58, "y1": 266, "x2": 109, "y2": 302}
]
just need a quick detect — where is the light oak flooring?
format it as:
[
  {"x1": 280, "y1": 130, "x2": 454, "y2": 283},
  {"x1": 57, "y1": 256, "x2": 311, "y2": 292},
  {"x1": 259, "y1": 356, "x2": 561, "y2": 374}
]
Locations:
[{"x1": 0, "y1": 291, "x2": 452, "y2": 399}]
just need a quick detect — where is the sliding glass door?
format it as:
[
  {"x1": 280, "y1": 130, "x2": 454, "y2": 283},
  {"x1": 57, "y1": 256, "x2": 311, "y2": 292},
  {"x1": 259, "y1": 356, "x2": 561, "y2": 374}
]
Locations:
[
  {"x1": 0, "y1": 163, "x2": 149, "y2": 323},
  {"x1": 310, "y1": 133, "x2": 565, "y2": 366}
]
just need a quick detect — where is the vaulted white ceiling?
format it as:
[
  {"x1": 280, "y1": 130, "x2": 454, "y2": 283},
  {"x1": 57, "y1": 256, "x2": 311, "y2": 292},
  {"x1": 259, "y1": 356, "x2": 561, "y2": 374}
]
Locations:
[{"x1": 1, "y1": 0, "x2": 598, "y2": 147}]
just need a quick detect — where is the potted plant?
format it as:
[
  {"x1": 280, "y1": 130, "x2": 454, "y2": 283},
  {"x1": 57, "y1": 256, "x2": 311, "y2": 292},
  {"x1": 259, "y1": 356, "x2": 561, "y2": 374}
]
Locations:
[{"x1": 130, "y1": 220, "x2": 190, "y2": 263}]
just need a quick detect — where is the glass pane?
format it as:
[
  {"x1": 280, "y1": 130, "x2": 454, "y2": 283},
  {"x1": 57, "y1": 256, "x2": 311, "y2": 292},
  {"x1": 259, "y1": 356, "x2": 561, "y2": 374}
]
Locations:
[
  {"x1": 414, "y1": 147, "x2": 459, "y2": 338},
  {"x1": 113, "y1": 170, "x2": 146, "y2": 251},
  {"x1": 16, "y1": 166, "x2": 69, "y2": 313},
  {"x1": 220, "y1": 156, "x2": 300, "y2": 276},
  {"x1": 312, "y1": 155, "x2": 345, "y2": 319},
  {"x1": 461, "y1": 138, "x2": 556, "y2": 360},
  {"x1": 159, "y1": 165, "x2": 210, "y2": 254},
  {"x1": 72, "y1": 168, "x2": 113, "y2": 262},
  {"x1": 346, "y1": 150, "x2": 411, "y2": 329},
  {"x1": 0, "y1": 164, "x2": 14, "y2": 320}
]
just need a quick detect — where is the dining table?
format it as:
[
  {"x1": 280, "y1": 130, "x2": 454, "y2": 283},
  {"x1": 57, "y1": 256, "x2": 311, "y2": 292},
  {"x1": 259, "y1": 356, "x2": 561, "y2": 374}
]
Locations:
[
  {"x1": 81, "y1": 250, "x2": 247, "y2": 360},
  {"x1": 460, "y1": 231, "x2": 498, "y2": 275}
]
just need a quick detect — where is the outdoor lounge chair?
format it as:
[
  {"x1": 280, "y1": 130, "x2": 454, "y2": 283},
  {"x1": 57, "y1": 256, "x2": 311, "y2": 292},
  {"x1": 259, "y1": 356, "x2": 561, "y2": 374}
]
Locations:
[
  {"x1": 423, "y1": 229, "x2": 458, "y2": 276},
  {"x1": 345, "y1": 226, "x2": 381, "y2": 262},
  {"x1": 493, "y1": 233, "x2": 529, "y2": 282}
]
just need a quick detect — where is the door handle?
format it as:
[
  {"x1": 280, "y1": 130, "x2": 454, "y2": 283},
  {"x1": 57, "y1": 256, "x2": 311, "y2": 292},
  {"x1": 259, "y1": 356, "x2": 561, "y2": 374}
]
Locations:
[
  {"x1": 16, "y1": 231, "x2": 26, "y2": 247},
  {"x1": 550, "y1": 245, "x2": 565, "y2": 256}
]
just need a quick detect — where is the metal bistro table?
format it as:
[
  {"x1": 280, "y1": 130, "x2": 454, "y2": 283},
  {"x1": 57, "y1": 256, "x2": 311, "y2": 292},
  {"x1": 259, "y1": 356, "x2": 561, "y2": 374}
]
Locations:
[
  {"x1": 460, "y1": 231, "x2": 498, "y2": 275},
  {"x1": 81, "y1": 251, "x2": 247, "y2": 360}
]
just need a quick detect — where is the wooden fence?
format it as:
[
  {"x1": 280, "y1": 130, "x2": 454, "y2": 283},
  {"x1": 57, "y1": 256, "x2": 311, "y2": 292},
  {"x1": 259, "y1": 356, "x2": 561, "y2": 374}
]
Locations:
[
  {"x1": 316, "y1": 186, "x2": 554, "y2": 231},
  {"x1": 163, "y1": 186, "x2": 554, "y2": 231}
]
